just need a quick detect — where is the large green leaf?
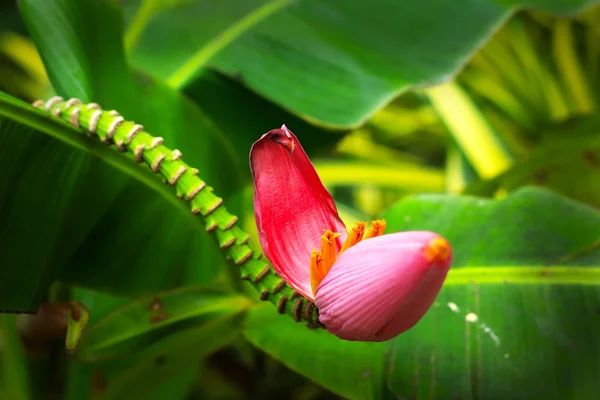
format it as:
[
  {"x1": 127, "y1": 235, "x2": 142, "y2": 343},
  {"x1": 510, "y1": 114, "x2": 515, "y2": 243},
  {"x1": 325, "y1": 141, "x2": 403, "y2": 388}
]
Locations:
[
  {"x1": 183, "y1": 70, "x2": 344, "y2": 164},
  {"x1": 244, "y1": 187, "x2": 600, "y2": 399},
  {"x1": 0, "y1": 88, "x2": 229, "y2": 309},
  {"x1": 20, "y1": 0, "x2": 242, "y2": 193},
  {"x1": 9, "y1": 0, "x2": 159, "y2": 305},
  {"x1": 0, "y1": 0, "x2": 243, "y2": 310},
  {"x1": 0, "y1": 93, "x2": 130, "y2": 311},
  {"x1": 129, "y1": 0, "x2": 600, "y2": 127},
  {"x1": 59, "y1": 78, "x2": 240, "y2": 293},
  {"x1": 17, "y1": 0, "x2": 314, "y2": 295},
  {"x1": 19, "y1": 0, "x2": 139, "y2": 117}
]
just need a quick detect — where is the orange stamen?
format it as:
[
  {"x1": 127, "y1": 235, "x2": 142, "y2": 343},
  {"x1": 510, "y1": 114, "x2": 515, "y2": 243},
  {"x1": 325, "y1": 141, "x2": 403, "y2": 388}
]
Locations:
[
  {"x1": 364, "y1": 219, "x2": 386, "y2": 239},
  {"x1": 320, "y1": 230, "x2": 340, "y2": 274},
  {"x1": 423, "y1": 237, "x2": 451, "y2": 262},
  {"x1": 310, "y1": 230, "x2": 340, "y2": 296},
  {"x1": 309, "y1": 220, "x2": 387, "y2": 296},
  {"x1": 339, "y1": 222, "x2": 366, "y2": 256},
  {"x1": 309, "y1": 250, "x2": 323, "y2": 295}
]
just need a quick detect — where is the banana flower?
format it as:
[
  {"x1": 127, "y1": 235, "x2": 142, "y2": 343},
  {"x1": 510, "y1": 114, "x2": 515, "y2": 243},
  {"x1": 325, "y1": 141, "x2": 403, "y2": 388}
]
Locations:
[{"x1": 250, "y1": 126, "x2": 452, "y2": 342}]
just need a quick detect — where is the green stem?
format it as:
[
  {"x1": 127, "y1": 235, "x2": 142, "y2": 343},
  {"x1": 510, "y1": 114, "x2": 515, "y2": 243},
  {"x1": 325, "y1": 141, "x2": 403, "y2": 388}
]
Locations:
[{"x1": 32, "y1": 96, "x2": 322, "y2": 329}]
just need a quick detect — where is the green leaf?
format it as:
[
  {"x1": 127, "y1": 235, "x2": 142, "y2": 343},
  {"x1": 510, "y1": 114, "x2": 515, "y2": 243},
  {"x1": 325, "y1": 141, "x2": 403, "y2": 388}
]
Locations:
[
  {"x1": 313, "y1": 160, "x2": 444, "y2": 192},
  {"x1": 19, "y1": 0, "x2": 140, "y2": 118},
  {"x1": 244, "y1": 187, "x2": 600, "y2": 399},
  {"x1": 552, "y1": 19, "x2": 596, "y2": 115},
  {"x1": 424, "y1": 81, "x2": 514, "y2": 179},
  {"x1": 464, "y1": 117, "x2": 600, "y2": 206},
  {"x1": 64, "y1": 288, "x2": 136, "y2": 400},
  {"x1": 97, "y1": 314, "x2": 242, "y2": 400},
  {"x1": 0, "y1": 32, "x2": 48, "y2": 101},
  {"x1": 3, "y1": 0, "x2": 243, "y2": 305},
  {"x1": 127, "y1": 0, "x2": 292, "y2": 86},
  {"x1": 130, "y1": 0, "x2": 600, "y2": 127},
  {"x1": 183, "y1": 70, "x2": 344, "y2": 164},
  {"x1": 0, "y1": 92, "x2": 186, "y2": 213},
  {"x1": 1, "y1": 88, "x2": 317, "y2": 325},
  {"x1": 64, "y1": 288, "x2": 242, "y2": 400},
  {"x1": 20, "y1": 0, "x2": 242, "y2": 194},
  {"x1": 0, "y1": 1, "x2": 26, "y2": 35},
  {"x1": 74, "y1": 286, "x2": 251, "y2": 361},
  {"x1": 0, "y1": 88, "x2": 229, "y2": 308},
  {"x1": 12, "y1": 0, "x2": 159, "y2": 305},
  {"x1": 0, "y1": 93, "x2": 154, "y2": 309},
  {"x1": 57, "y1": 79, "x2": 241, "y2": 293},
  {"x1": 64, "y1": 360, "x2": 94, "y2": 400},
  {"x1": 131, "y1": 6, "x2": 345, "y2": 164},
  {"x1": 461, "y1": 15, "x2": 575, "y2": 126},
  {"x1": 445, "y1": 143, "x2": 478, "y2": 193},
  {"x1": 141, "y1": 366, "x2": 201, "y2": 400},
  {"x1": 0, "y1": 93, "x2": 127, "y2": 311},
  {"x1": 244, "y1": 304, "x2": 387, "y2": 400},
  {"x1": 0, "y1": 88, "x2": 240, "y2": 304}
]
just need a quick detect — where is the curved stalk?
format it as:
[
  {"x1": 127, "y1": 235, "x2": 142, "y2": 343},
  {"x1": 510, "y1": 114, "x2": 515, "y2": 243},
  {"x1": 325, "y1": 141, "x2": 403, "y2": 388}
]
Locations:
[{"x1": 32, "y1": 96, "x2": 322, "y2": 329}]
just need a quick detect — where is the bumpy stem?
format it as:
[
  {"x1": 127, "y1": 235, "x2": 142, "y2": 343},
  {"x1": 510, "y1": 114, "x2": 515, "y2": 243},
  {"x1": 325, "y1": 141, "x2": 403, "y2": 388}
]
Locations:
[{"x1": 33, "y1": 96, "x2": 323, "y2": 329}]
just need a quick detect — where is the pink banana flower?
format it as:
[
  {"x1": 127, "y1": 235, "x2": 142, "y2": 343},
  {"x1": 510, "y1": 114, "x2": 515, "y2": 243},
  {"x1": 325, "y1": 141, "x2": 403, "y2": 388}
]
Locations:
[{"x1": 250, "y1": 125, "x2": 452, "y2": 342}]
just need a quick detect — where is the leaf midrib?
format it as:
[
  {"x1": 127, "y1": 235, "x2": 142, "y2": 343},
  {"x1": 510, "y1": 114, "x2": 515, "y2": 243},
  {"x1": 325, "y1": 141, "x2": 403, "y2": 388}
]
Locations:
[
  {"x1": 164, "y1": 0, "x2": 295, "y2": 88},
  {"x1": 446, "y1": 266, "x2": 600, "y2": 285}
]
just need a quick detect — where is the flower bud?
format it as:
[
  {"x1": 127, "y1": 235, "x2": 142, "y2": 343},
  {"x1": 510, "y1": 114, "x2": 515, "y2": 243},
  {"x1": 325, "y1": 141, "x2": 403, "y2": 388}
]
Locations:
[{"x1": 315, "y1": 231, "x2": 452, "y2": 342}]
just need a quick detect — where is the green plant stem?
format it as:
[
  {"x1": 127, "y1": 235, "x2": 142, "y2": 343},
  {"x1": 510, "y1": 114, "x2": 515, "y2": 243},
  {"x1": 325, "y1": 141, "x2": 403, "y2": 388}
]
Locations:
[{"x1": 32, "y1": 97, "x2": 322, "y2": 329}]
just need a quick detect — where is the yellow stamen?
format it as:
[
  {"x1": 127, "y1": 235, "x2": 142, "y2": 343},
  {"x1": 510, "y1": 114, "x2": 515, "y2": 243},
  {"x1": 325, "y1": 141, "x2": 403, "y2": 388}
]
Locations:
[
  {"x1": 364, "y1": 219, "x2": 386, "y2": 239},
  {"x1": 309, "y1": 250, "x2": 323, "y2": 295},
  {"x1": 320, "y1": 230, "x2": 340, "y2": 274},
  {"x1": 424, "y1": 237, "x2": 451, "y2": 262},
  {"x1": 309, "y1": 221, "x2": 387, "y2": 296},
  {"x1": 339, "y1": 222, "x2": 366, "y2": 256},
  {"x1": 309, "y1": 230, "x2": 340, "y2": 296}
]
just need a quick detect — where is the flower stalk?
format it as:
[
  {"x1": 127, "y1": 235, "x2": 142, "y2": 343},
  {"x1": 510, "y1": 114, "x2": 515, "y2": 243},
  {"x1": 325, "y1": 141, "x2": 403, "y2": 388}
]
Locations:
[{"x1": 32, "y1": 97, "x2": 322, "y2": 327}]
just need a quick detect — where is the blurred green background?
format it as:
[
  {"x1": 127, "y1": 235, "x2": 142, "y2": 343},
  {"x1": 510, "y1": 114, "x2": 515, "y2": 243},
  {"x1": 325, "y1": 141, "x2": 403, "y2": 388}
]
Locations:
[{"x1": 1, "y1": 0, "x2": 600, "y2": 399}]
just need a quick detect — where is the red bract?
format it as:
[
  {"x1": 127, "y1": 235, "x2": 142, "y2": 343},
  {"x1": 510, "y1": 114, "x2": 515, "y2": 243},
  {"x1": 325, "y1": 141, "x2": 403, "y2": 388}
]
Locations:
[
  {"x1": 250, "y1": 126, "x2": 452, "y2": 342},
  {"x1": 250, "y1": 126, "x2": 347, "y2": 299}
]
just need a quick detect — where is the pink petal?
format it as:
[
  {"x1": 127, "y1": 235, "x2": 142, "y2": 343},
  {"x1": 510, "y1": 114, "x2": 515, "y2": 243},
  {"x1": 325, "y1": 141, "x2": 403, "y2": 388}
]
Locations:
[
  {"x1": 250, "y1": 125, "x2": 347, "y2": 300},
  {"x1": 315, "y1": 231, "x2": 452, "y2": 342}
]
